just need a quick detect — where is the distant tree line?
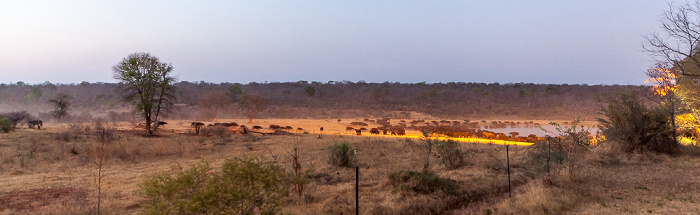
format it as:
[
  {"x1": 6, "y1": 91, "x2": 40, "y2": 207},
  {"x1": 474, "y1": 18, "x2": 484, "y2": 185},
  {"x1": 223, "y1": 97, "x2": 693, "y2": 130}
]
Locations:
[{"x1": 0, "y1": 81, "x2": 637, "y2": 120}]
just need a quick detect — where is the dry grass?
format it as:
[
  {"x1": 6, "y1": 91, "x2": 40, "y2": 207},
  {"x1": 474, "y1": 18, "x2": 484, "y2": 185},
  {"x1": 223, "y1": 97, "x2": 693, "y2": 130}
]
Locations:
[
  {"x1": 1, "y1": 120, "x2": 530, "y2": 214},
  {"x1": 456, "y1": 141, "x2": 700, "y2": 215},
  {"x1": 1, "y1": 120, "x2": 699, "y2": 214},
  {"x1": 490, "y1": 181, "x2": 578, "y2": 215}
]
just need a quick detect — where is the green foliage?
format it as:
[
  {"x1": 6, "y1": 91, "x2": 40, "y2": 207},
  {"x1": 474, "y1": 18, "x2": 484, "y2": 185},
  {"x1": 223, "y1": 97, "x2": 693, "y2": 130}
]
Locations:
[
  {"x1": 597, "y1": 91, "x2": 677, "y2": 154},
  {"x1": 226, "y1": 84, "x2": 243, "y2": 101},
  {"x1": 0, "y1": 117, "x2": 12, "y2": 133},
  {"x1": 216, "y1": 157, "x2": 289, "y2": 214},
  {"x1": 434, "y1": 140, "x2": 465, "y2": 170},
  {"x1": 388, "y1": 170, "x2": 458, "y2": 195},
  {"x1": 23, "y1": 87, "x2": 43, "y2": 102},
  {"x1": 289, "y1": 169, "x2": 313, "y2": 196},
  {"x1": 303, "y1": 86, "x2": 315, "y2": 97},
  {"x1": 140, "y1": 157, "x2": 288, "y2": 215},
  {"x1": 113, "y1": 52, "x2": 176, "y2": 135},
  {"x1": 141, "y1": 161, "x2": 212, "y2": 214},
  {"x1": 328, "y1": 142, "x2": 355, "y2": 167}
]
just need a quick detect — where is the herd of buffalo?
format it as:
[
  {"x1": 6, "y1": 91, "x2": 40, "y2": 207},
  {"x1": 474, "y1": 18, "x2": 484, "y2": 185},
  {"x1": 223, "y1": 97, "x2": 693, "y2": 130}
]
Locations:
[
  {"x1": 16, "y1": 116, "x2": 594, "y2": 144},
  {"x1": 182, "y1": 118, "x2": 588, "y2": 144}
]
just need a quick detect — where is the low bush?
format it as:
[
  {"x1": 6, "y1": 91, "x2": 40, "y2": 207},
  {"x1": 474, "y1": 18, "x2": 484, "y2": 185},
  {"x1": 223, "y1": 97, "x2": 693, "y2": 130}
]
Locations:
[
  {"x1": 0, "y1": 117, "x2": 12, "y2": 133},
  {"x1": 434, "y1": 140, "x2": 465, "y2": 170},
  {"x1": 140, "y1": 157, "x2": 288, "y2": 215},
  {"x1": 328, "y1": 142, "x2": 355, "y2": 167},
  {"x1": 2, "y1": 111, "x2": 31, "y2": 128},
  {"x1": 539, "y1": 119, "x2": 596, "y2": 181},
  {"x1": 598, "y1": 91, "x2": 677, "y2": 154},
  {"x1": 388, "y1": 170, "x2": 458, "y2": 195},
  {"x1": 526, "y1": 140, "x2": 567, "y2": 174}
]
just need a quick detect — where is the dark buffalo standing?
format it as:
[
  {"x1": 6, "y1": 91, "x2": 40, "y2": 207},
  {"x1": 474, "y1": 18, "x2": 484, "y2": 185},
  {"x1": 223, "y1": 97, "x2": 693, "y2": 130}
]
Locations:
[
  {"x1": 28, "y1": 120, "x2": 43, "y2": 129},
  {"x1": 191, "y1": 122, "x2": 204, "y2": 135},
  {"x1": 215, "y1": 122, "x2": 238, "y2": 127},
  {"x1": 390, "y1": 127, "x2": 406, "y2": 136},
  {"x1": 155, "y1": 121, "x2": 168, "y2": 127}
]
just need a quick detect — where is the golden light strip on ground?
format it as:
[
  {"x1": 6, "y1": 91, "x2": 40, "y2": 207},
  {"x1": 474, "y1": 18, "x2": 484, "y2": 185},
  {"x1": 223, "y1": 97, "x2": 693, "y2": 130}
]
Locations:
[{"x1": 332, "y1": 132, "x2": 534, "y2": 146}]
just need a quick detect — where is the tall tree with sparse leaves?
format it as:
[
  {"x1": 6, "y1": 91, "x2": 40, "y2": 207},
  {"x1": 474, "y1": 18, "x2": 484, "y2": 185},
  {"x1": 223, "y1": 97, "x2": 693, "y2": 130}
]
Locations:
[
  {"x1": 48, "y1": 93, "x2": 72, "y2": 121},
  {"x1": 113, "y1": 53, "x2": 176, "y2": 135}
]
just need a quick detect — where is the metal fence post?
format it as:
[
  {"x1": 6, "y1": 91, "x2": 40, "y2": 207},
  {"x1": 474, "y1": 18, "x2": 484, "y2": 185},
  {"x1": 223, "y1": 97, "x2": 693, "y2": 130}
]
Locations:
[
  {"x1": 356, "y1": 166, "x2": 359, "y2": 215},
  {"x1": 507, "y1": 144, "x2": 511, "y2": 198}
]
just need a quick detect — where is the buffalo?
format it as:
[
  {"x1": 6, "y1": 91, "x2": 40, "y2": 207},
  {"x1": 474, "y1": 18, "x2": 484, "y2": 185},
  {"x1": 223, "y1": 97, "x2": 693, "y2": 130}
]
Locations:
[
  {"x1": 191, "y1": 122, "x2": 205, "y2": 135},
  {"x1": 28, "y1": 120, "x2": 43, "y2": 129}
]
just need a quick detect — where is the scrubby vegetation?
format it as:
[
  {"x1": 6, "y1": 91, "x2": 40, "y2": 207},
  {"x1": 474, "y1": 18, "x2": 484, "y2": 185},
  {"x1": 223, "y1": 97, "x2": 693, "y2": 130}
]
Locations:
[
  {"x1": 140, "y1": 157, "x2": 288, "y2": 215},
  {"x1": 433, "y1": 140, "x2": 466, "y2": 170},
  {"x1": 327, "y1": 142, "x2": 355, "y2": 167},
  {"x1": 0, "y1": 117, "x2": 12, "y2": 133},
  {"x1": 598, "y1": 91, "x2": 678, "y2": 154}
]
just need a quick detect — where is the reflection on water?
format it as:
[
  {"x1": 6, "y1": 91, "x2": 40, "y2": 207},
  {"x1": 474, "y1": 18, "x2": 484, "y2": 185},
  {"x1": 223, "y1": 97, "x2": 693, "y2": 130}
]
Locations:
[{"x1": 485, "y1": 125, "x2": 600, "y2": 137}]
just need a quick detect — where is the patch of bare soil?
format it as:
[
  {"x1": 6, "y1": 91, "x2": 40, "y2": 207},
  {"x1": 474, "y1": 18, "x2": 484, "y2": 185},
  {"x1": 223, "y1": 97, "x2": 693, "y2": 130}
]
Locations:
[{"x1": 0, "y1": 187, "x2": 86, "y2": 212}]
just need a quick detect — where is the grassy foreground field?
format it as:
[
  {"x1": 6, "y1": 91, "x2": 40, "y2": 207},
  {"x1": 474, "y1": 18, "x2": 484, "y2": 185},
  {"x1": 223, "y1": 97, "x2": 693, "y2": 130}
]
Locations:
[{"x1": 0, "y1": 119, "x2": 699, "y2": 214}]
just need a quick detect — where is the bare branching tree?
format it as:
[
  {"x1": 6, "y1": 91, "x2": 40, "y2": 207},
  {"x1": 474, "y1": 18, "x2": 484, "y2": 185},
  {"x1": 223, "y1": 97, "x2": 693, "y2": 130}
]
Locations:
[
  {"x1": 48, "y1": 93, "x2": 72, "y2": 121},
  {"x1": 644, "y1": 1, "x2": 700, "y2": 77},
  {"x1": 643, "y1": 1, "x2": 700, "y2": 130},
  {"x1": 113, "y1": 53, "x2": 176, "y2": 135}
]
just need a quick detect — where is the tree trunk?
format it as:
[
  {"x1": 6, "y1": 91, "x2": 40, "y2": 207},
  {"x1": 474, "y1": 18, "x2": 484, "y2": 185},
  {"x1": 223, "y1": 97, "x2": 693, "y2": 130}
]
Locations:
[
  {"x1": 146, "y1": 116, "x2": 153, "y2": 135},
  {"x1": 423, "y1": 140, "x2": 431, "y2": 171}
]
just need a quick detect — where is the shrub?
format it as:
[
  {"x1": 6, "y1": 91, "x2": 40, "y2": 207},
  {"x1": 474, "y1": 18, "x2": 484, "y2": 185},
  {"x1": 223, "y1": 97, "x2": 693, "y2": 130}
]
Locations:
[
  {"x1": 598, "y1": 91, "x2": 677, "y2": 154},
  {"x1": 1, "y1": 111, "x2": 30, "y2": 128},
  {"x1": 526, "y1": 140, "x2": 567, "y2": 174},
  {"x1": 388, "y1": 170, "x2": 458, "y2": 195},
  {"x1": 539, "y1": 119, "x2": 596, "y2": 180},
  {"x1": 0, "y1": 117, "x2": 12, "y2": 133},
  {"x1": 328, "y1": 142, "x2": 355, "y2": 167},
  {"x1": 433, "y1": 140, "x2": 465, "y2": 170},
  {"x1": 140, "y1": 157, "x2": 288, "y2": 215}
]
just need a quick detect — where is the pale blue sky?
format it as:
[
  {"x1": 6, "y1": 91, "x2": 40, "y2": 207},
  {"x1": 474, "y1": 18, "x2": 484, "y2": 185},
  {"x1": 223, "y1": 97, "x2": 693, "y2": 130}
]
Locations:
[{"x1": 0, "y1": 1, "x2": 679, "y2": 84}]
